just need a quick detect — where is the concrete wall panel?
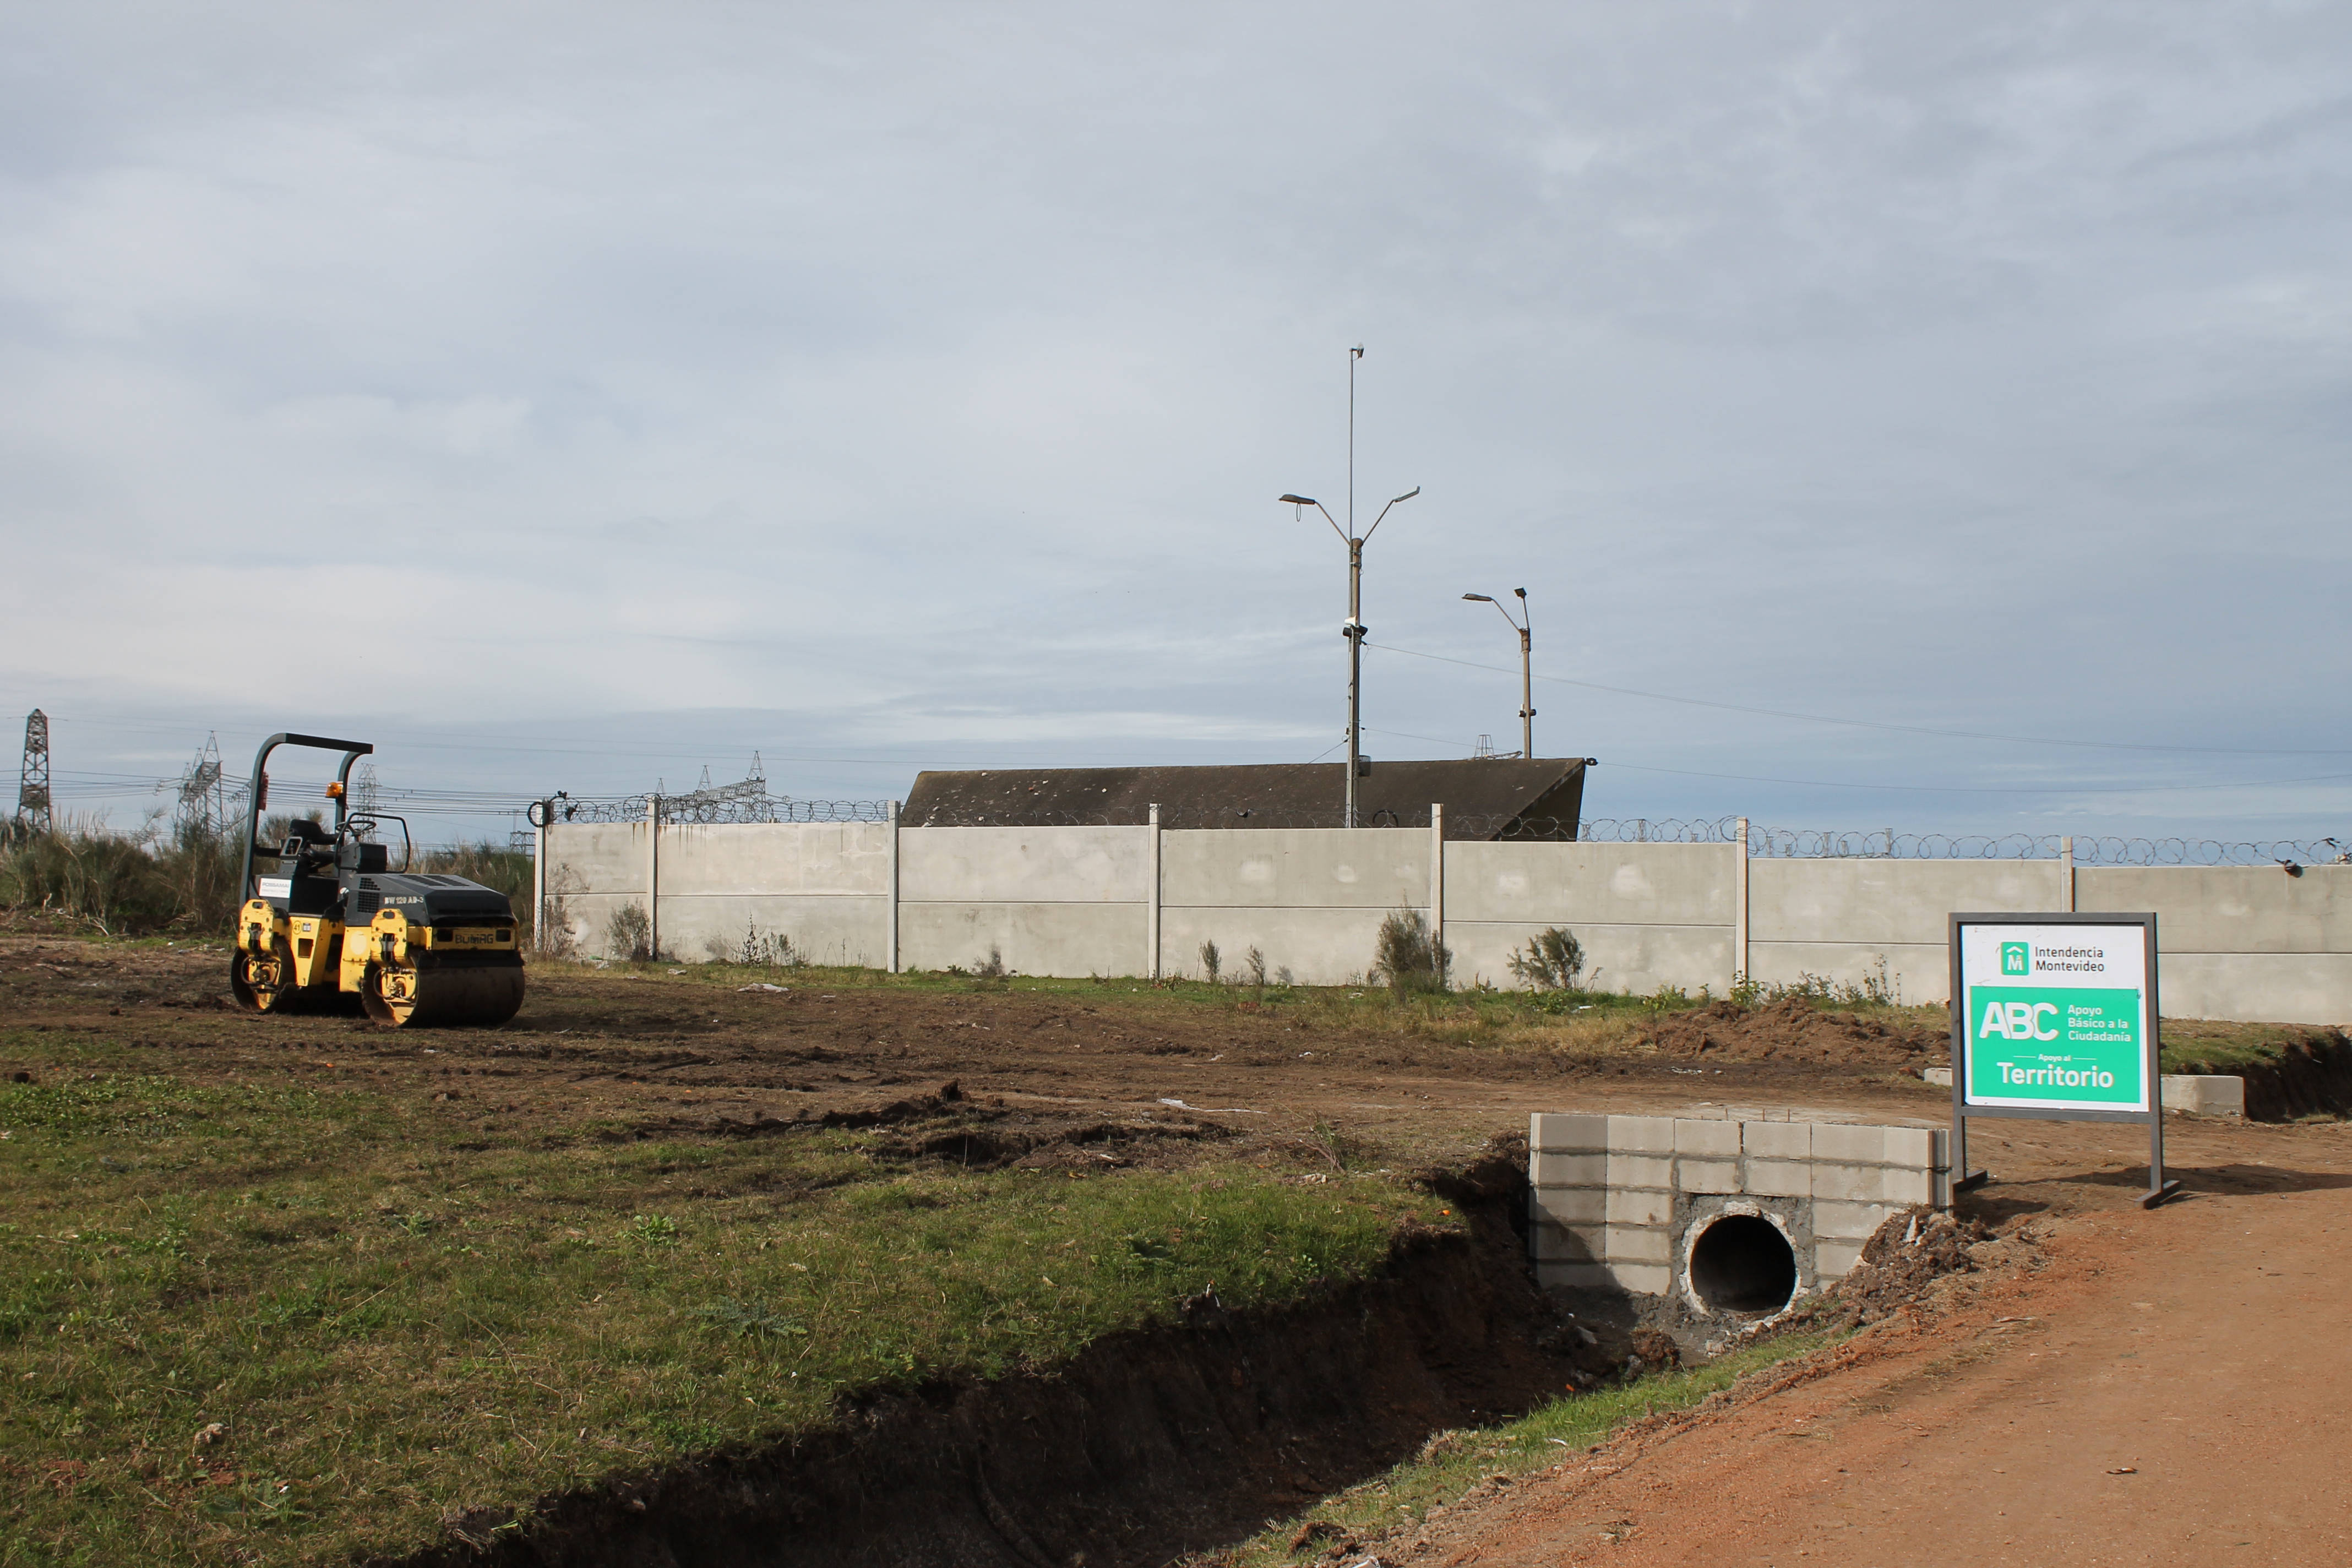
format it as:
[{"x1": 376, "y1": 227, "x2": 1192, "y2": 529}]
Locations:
[
  {"x1": 657, "y1": 823, "x2": 891, "y2": 897},
  {"x1": 1746, "y1": 941, "x2": 1951, "y2": 1006},
  {"x1": 1446, "y1": 842, "x2": 1736, "y2": 926},
  {"x1": 900, "y1": 901, "x2": 1148, "y2": 978},
  {"x1": 545, "y1": 824, "x2": 646, "y2": 897},
  {"x1": 1160, "y1": 828, "x2": 1429, "y2": 910},
  {"x1": 2076, "y1": 865, "x2": 2352, "y2": 954},
  {"x1": 1750, "y1": 860, "x2": 2065, "y2": 945},
  {"x1": 551, "y1": 892, "x2": 638, "y2": 960},
  {"x1": 2150, "y1": 951, "x2": 2352, "y2": 1025},
  {"x1": 900, "y1": 826, "x2": 1146, "y2": 904},
  {"x1": 1447, "y1": 921, "x2": 1733, "y2": 997},
  {"x1": 652, "y1": 895, "x2": 886, "y2": 969},
  {"x1": 1157, "y1": 906, "x2": 1393, "y2": 987}
]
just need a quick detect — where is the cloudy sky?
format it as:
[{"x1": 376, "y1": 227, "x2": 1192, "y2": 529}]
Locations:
[{"x1": 3, "y1": 2, "x2": 2348, "y2": 845}]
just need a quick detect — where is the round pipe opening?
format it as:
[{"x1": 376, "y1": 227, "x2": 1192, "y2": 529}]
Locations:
[{"x1": 1687, "y1": 1214, "x2": 1797, "y2": 1313}]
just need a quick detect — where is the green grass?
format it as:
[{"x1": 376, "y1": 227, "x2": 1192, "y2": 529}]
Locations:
[
  {"x1": 0, "y1": 1033, "x2": 1446, "y2": 1566},
  {"x1": 1224, "y1": 1331, "x2": 1833, "y2": 1565},
  {"x1": 2156, "y1": 1017, "x2": 2339, "y2": 1074}
]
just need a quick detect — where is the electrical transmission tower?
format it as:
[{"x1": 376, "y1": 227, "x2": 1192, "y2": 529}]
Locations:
[
  {"x1": 15, "y1": 710, "x2": 50, "y2": 835},
  {"x1": 175, "y1": 733, "x2": 227, "y2": 836}
]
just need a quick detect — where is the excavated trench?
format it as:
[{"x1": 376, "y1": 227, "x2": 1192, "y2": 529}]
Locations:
[
  {"x1": 2177, "y1": 1028, "x2": 2352, "y2": 1120},
  {"x1": 385, "y1": 1147, "x2": 1620, "y2": 1568}
]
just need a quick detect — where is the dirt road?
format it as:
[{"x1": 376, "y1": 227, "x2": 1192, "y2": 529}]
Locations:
[{"x1": 1379, "y1": 1144, "x2": 2352, "y2": 1566}]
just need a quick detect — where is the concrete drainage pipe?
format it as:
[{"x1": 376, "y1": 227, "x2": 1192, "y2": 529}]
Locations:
[{"x1": 1687, "y1": 1213, "x2": 1798, "y2": 1314}]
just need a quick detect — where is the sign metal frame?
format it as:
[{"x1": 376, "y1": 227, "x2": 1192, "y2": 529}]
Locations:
[{"x1": 1947, "y1": 911, "x2": 2180, "y2": 1210}]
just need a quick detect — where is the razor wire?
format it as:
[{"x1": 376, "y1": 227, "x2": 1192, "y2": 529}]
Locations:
[
  {"x1": 536, "y1": 792, "x2": 895, "y2": 825},
  {"x1": 530, "y1": 794, "x2": 2351, "y2": 865}
]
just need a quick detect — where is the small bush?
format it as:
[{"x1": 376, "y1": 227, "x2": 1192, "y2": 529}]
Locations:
[
  {"x1": 1198, "y1": 939, "x2": 1222, "y2": 983},
  {"x1": 606, "y1": 902, "x2": 652, "y2": 962},
  {"x1": 706, "y1": 919, "x2": 798, "y2": 968},
  {"x1": 974, "y1": 945, "x2": 1006, "y2": 979},
  {"x1": 1243, "y1": 946, "x2": 1268, "y2": 988},
  {"x1": 1372, "y1": 908, "x2": 1449, "y2": 995},
  {"x1": 1507, "y1": 927, "x2": 1584, "y2": 991}
]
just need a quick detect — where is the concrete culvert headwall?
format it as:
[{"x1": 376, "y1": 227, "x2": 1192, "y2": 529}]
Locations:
[
  {"x1": 1687, "y1": 1213, "x2": 1797, "y2": 1314},
  {"x1": 1528, "y1": 1112, "x2": 1952, "y2": 1348}
]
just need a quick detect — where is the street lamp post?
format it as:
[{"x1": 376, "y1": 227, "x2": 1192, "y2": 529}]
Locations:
[
  {"x1": 1281, "y1": 347, "x2": 1417, "y2": 827},
  {"x1": 1462, "y1": 588, "x2": 1534, "y2": 759},
  {"x1": 1283, "y1": 487, "x2": 1418, "y2": 824}
]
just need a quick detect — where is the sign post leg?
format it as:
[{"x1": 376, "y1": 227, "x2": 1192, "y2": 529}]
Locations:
[
  {"x1": 1952, "y1": 1113, "x2": 1990, "y2": 1195},
  {"x1": 2141, "y1": 1106, "x2": 2182, "y2": 1210}
]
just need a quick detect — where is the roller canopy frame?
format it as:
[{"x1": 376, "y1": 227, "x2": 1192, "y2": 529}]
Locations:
[{"x1": 239, "y1": 733, "x2": 374, "y2": 903}]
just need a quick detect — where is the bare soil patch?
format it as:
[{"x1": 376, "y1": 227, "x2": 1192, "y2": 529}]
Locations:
[{"x1": 1637, "y1": 998, "x2": 1945, "y2": 1069}]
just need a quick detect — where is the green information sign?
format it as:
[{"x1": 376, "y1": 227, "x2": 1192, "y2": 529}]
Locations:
[
  {"x1": 1948, "y1": 912, "x2": 2177, "y2": 1208},
  {"x1": 1964, "y1": 986, "x2": 2143, "y2": 1106}
]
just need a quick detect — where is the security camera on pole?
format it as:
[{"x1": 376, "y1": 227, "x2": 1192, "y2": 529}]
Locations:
[{"x1": 1282, "y1": 345, "x2": 1418, "y2": 828}]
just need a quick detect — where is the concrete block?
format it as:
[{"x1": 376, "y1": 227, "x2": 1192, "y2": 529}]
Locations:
[
  {"x1": 1746, "y1": 1159, "x2": 1812, "y2": 1197},
  {"x1": 1922, "y1": 1067, "x2": 1953, "y2": 1088},
  {"x1": 1744, "y1": 1121, "x2": 1812, "y2": 1159},
  {"x1": 1883, "y1": 1126, "x2": 1939, "y2": 1169},
  {"x1": 1605, "y1": 1188, "x2": 1673, "y2": 1226},
  {"x1": 1532, "y1": 1222, "x2": 1605, "y2": 1262},
  {"x1": 2162, "y1": 1075, "x2": 2246, "y2": 1118},
  {"x1": 1812, "y1": 1200, "x2": 1896, "y2": 1242},
  {"x1": 1536, "y1": 1262, "x2": 1614, "y2": 1291},
  {"x1": 1606, "y1": 1115, "x2": 1679, "y2": 1153},
  {"x1": 1932, "y1": 1128, "x2": 1951, "y2": 1170},
  {"x1": 1676, "y1": 1157, "x2": 1742, "y2": 1194},
  {"x1": 1607, "y1": 1263, "x2": 1672, "y2": 1297},
  {"x1": 1607, "y1": 1153, "x2": 1675, "y2": 1190},
  {"x1": 1531, "y1": 1186, "x2": 1605, "y2": 1225},
  {"x1": 1814, "y1": 1240, "x2": 1865, "y2": 1278},
  {"x1": 1531, "y1": 1152, "x2": 1606, "y2": 1189},
  {"x1": 1673, "y1": 1118, "x2": 1743, "y2": 1157},
  {"x1": 1531, "y1": 1113, "x2": 1610, "y2": 1152},
  {"x1": 1930, "y1": 1168, "x2": 1951, "y2": 1211},
  {"x1": 1812, "y1": 1123, "x2": 1886, "y2": 1164},
  {"x1": 1605, "y1": 1226, "x2": 1672, "y2": 1264},
  {"x1": 1811, "y1": 1163, "x2": 1887, "y2": 1204},
  {"x1": 1881, "y1": 1167, "x2": 1935, "y2": 1207}
]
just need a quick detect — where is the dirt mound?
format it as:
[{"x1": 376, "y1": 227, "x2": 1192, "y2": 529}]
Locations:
[
  {"x1": 1812, "y1": 1207, "x2": 1987, "y2": 1326},
  {"x1": 1641, "y1": 999, "x2": 1944, "y2": 1068}
]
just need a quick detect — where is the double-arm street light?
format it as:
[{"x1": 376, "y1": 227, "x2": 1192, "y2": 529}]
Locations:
[
  {"x1": 1282, "y1": 345, "x2": 1418, "y2": 827},
  {"x1": 1282, "y1": 485, "x2": 1419, "y2": 825},
  {"x1": 1462, "y1": 588, "x2": 1533, "y2": 759}
]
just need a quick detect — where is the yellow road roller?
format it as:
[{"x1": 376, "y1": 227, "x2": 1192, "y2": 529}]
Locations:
[{"x1": 229, "y1": 732, "x2": 525, "y2": 1027}]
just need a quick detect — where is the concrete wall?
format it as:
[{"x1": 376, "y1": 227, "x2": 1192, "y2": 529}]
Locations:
[
  {"x1": 539, "y1": 820, "x2": 2352, "y2": 1022},
  {"x1": 900, "y1": 825, "x2": 1148, "y2": 977},
  {"x1": 1447, "y1": 842, "x2": 1736, "y2": 995},
  {"x1": 1747, "y1": 859, "x2": 2067, "y2": 1005},
  {"x1": 1161, "y1": 827, "x2": 1428, "y2": 985},
  {"x1": 2076, "y1": 866, "x2": 2352, "y2": 1022}
]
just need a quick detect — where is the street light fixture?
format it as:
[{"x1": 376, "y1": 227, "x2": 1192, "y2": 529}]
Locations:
[
  {"x1": 1283, "y1": 485, "x2": 1419, "y2": 825},
  {"x1": 1283, "y1": 346, "x2": 1421, "y2": 826},
  {"x1": 1462, "y1": 588, "x2": 1534, "y2": 759}
]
